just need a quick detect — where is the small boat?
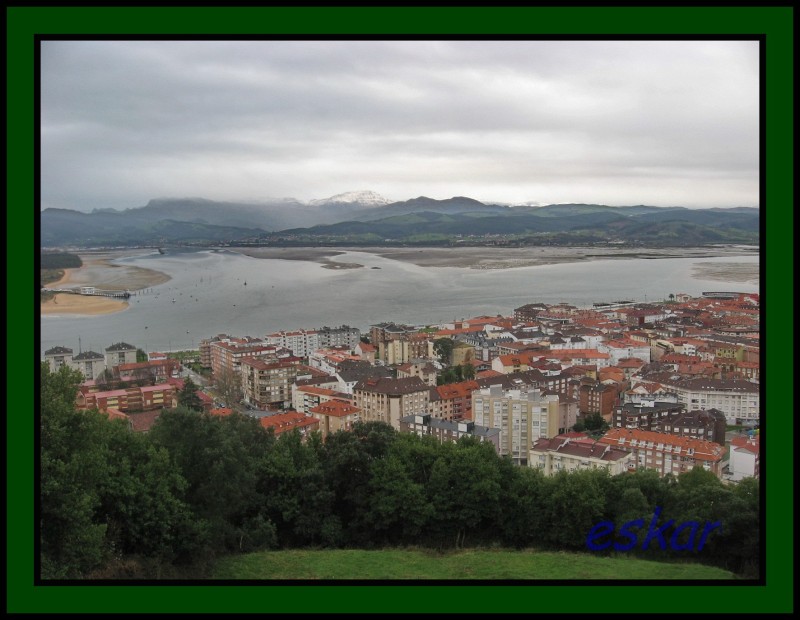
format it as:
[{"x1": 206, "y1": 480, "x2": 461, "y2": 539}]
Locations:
[
  {"x1": 158, "y1": 247, "x2": 166, "y2": 255},
  {"x1": 244, "y1": 281, "x2": 247, "y2": 286},
  {"x1": 172, "y1": 298, "x2": 176, "y2": 303}
]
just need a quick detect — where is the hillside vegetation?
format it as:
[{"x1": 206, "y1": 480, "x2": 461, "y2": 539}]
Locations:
[{"x1": 40, "y1": 364, "x2": 759, "y2": 580}]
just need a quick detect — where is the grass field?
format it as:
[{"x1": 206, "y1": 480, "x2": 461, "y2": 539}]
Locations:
[{"x1": 212, "y1": 548, "x2": 735, "y2": 580}]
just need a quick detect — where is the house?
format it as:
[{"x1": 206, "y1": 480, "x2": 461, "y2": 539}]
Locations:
[{"x1": 729, "y1": 434, "x2": 760, "y2": 481}]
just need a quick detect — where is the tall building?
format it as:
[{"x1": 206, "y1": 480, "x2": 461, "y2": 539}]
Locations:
[
  {"x1": 43, "y1": 346, "x2": 74, "y2": 373},
  {"x1": 104, "y1": 342, "x2": 138, "y2": 368},
  {"x1": 472, "y1": 385, "x2": 560, "y2": 465}
]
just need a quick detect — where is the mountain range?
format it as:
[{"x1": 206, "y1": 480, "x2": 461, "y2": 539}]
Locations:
[{"x1": 40, "y1": 192, "x2": 760, "y2": 248}]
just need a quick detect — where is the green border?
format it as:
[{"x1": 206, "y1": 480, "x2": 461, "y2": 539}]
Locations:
[{"x1": 11, "y1": 4, "x2": 793, "y2": 614}]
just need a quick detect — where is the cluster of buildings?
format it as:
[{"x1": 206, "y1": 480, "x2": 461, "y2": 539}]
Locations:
[{"x1": 44, "y1": 292, "x2": 761, "y2": 481}]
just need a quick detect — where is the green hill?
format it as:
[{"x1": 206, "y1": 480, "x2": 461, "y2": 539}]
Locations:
[{"x1": 212, "y1": 548, "x2": 736, "y2": 580}]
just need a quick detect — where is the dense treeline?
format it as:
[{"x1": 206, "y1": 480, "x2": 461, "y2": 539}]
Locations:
[
  {"x1": 40, "y1": 364, "x2": 760, "y2": 579},
  {"x1": 40, "y1": 252, "x2": 83, "y2": 270}
]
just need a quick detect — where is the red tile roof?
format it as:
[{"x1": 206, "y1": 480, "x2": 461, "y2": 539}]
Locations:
[
  {"x1": 598, "y1": 428, "x2": 723, "y2": 462},
  {"x1": 260, "y1": 412, "x2": 320, "y2": 435},
  {"x1": 309, "y1": 400, "x2": 361, "y2": 418}
]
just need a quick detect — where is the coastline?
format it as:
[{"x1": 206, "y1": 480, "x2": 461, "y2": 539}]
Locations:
[{"x1": 41, "y1": 250, "x2": 171, "y2": 316}]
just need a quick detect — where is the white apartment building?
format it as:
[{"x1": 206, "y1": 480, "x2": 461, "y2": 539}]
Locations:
[
  {"x1": 472, "y1": 385, "x2": 560, "y2": 465},
  {"x1": 664, "y1": 378, "x2": 760, "y2": 425}
]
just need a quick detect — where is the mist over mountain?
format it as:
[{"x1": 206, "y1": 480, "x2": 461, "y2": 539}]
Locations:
[{"x1": 40, "y1": 192, "x2": 759, "y2": 248}]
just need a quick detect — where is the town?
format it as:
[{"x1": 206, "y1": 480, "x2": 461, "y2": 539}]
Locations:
[{"x1": 43, "y1": 290, "x2": 760, "y2": 484}]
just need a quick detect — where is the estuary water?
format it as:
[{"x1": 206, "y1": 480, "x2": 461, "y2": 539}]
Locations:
[{"x1": 39, "y1": 247, "x2": 759, "y2": 357}]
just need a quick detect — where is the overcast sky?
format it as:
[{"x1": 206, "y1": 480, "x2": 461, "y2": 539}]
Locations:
[{"x1": 40, "y1": 40, "x2": 759, "y2": 212}]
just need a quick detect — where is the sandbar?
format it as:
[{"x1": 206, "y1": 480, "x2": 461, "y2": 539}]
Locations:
[
  {"x1": 233, "y1": 245, "x2": 759, "y2": 270},
  {"x1": 41, "y1": 250, "x2": 171, "y2": 316}
]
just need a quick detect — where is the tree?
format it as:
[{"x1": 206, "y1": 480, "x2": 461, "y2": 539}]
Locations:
[
  {"x1": 462, "y1": 363, "x2": 476, "y2": 380},
  {"x1": 178, "y1": 377, "x2": 204, "y2": 412},
  {"x1": 214, "y1": 366, "x2": 243, "y2": 407},
  {"x1": 433, "y1": 338, "x2": 454, "y2": 366},
  {"x1": 136, "y1": 348, "x2": 148, "y2": 363},
  {"x1": 40, "y1": 364, "x2": 108, "y2": 577}
]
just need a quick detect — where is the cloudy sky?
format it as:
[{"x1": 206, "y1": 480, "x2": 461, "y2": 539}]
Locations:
[{"x1": 40, "y1": 40, "x2": 759, "y2": 212}]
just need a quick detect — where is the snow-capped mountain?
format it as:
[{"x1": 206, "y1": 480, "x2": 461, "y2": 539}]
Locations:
[{"x1": 309, "y1": 190, "x2": 393, "y2": 207}]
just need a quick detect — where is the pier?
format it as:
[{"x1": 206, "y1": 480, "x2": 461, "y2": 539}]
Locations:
[{"x1": 42, "y1": 287, "x2": 132, "y2": 299}]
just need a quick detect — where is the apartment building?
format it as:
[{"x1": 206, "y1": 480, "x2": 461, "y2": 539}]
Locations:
[
  {"x1": 399, "y1": 414, "x2": 500, "y2": 454},
  {"x1": 472, "y1": 385, "x2": 560, "y2": 465},
  {"x1": 353, "y1": 376, "x2": 431, "y2": 430},
  {"x1": 597, "y1": 428, "x2": 725, "y2": 478},
  {"x1": 612, "y1": 402, "x2": 687, "y2": 431},
  {"x1": 579, "y1": 380, "x2": 621, "y2": 419},
  {"x1": 241, "y1": 358, "x2": 303, "y2": 409},
  {"x1": 76, "y1": 383, "x2": 176, "y2": 413},
  {"x1": 429, "y1": 380, "x2": 479, "y2": 421},
  {"x1": 266, "y1": 325, "x2": 359, "y2": 358},
  {"x1": 114, "y1": 358, "x2": 180, "y2": 383},
  {"x1": 44, "y1": 346, "x2": 74, "y2": 373},
  {"x1": 259, "y1": 412, "x2": 319, "y2": 438},
  {"x1": 292, "y1": 384, "x2": 351, "y2": 415},
  {"x1": 71, "y1": 351, "x2": 105, "y2": 380},
  {"x1": 661, "y1": 378, "x2": 760, "y2": 425},
  {"x1": 529, "y1": 436, "x2": 633, "y2": 476},
  {"x1": 209, "y1": 338, "x2": 277, "y2": 377},
  {"x1": 378, "y1": 333, "x2": 433, "y2": 365},
  {"x1": 105, "y1": 342, "x2": 138, "y2": 368}
]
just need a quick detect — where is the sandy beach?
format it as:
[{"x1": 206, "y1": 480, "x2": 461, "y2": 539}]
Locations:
[{"x1": 41, "y1": 250, "x2": 171, "y2": 316}]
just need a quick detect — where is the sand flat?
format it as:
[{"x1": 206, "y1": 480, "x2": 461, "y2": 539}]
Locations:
[
  {"x1": 41, "y1": 293, "x2": 129, "y2": 316},
  {"x1": 42, "y1": 250, "x2": 171, "y2": 316}
]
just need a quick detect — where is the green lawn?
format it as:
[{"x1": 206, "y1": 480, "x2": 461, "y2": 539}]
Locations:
[{"x1": 212, "y1": 548, "x2": 735, "y2": 580}]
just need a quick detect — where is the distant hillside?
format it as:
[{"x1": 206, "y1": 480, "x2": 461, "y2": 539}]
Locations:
[
  {"x1": 40, "y1": 195, "x2": 759, "y2": 248},
  {"x1": 265, "y1": 204, "x2": 759, "y2": 246}
]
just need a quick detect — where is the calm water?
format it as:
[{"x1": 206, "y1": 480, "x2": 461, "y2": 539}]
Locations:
[{"x1": 39, "y1": 248, "x2": 759, "y2": 357}]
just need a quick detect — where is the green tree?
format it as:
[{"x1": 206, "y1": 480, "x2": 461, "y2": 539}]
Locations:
[
  {"x1": 544, "y1": 469, "x2": 611, "y2": 548},
  {"x1": 462, "y1": 363, "x2": 476, "y2": 380},
  {"x1": 433, "y1": 337, "x2": 454, "y2": 366},
  {"x1": 178, "y1": 377, "x2": 204, "y2": 412},
  {"x1": 136, "y1": 348, "x2": 148, "y2": 363},
  {"x1": 149, "y1": 409, "x2": 275, "y2": 557},
  {"x1": 364, "y1": 454, "x2": 434, "y2": 544},
  {"x1": 427, "y1": 438, "x2": 503, "y2": 548},
  {"x1": 40, "y1": 364, "x2": 108, "y2": 577}
]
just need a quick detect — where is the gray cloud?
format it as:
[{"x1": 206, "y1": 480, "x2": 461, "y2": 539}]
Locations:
[{"x1": 40, "y1": 40, "x2": 759, "y2": 211}]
